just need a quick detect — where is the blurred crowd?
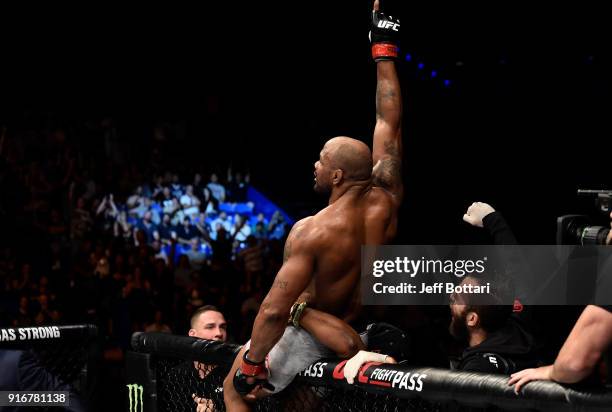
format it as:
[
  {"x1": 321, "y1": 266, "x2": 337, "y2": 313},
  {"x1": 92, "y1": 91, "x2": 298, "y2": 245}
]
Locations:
[
  {"x1": 1, "y1": 117, "x2": 610, "y2": 395},
  {"x1": 0, "y1": 120, "x2": 289, "y2": 356}
]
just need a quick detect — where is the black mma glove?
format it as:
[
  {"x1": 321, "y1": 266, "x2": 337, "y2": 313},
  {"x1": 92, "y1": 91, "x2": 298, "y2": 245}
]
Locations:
[
  {"x1": 233, "y1": 350, "x2": 275, "y2": 397},
  {"x1": 370, "y1": 1, "x2": 401, "y2": 61}
]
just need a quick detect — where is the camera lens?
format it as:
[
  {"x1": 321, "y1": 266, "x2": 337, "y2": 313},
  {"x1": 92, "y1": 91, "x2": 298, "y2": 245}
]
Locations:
[
  {"x1": 558, "y1": 215, "x2": 610, "y2": 245},
  {"x1": 576, "y1": 225, "x2": 610, "y2": 245}
]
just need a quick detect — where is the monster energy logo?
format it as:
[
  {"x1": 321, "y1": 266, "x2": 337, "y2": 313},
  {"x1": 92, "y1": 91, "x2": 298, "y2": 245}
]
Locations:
[{"x1": 126, "y1": 384, "x2": 144, "y2": 412}]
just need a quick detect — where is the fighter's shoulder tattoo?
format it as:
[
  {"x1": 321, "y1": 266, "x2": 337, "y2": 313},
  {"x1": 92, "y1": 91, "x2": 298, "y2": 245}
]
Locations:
[
  {"x1": 273, "y1": 279, "x2": 288, "y2": 290},
  {"x1": 283, "y1": 217, "x2": 312, "y2": 262},
  {"x1": 283, "y1": 238, "x2": 292, "y2": 262},
  {"x1": 383, "y1": 139, "x2": 399, "y2": 157}
]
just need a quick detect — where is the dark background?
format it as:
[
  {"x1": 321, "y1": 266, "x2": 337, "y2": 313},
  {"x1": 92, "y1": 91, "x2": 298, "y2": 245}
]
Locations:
[
  {"x1": 1, "y1": 1, "x2": 611, "y2": 408},
  {"x1": 3, "y1": 1, "x2": 610, "y2": 244}
]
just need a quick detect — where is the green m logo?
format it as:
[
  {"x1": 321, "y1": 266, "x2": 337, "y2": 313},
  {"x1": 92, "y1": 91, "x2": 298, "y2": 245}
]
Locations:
[{"x1": 126, "y1": 383, "x2": 144, "y2": 412}]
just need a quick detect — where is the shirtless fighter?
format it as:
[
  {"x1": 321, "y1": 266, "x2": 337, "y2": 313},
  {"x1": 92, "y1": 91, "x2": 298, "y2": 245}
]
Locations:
[{"x1": 224, "y1": 1, "x2": 403, "y2": 409}]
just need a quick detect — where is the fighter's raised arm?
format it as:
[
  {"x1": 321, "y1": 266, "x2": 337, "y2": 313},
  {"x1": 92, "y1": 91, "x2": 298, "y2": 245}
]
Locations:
[
  {"x1": 224, "y1": 3, "x2": 406, "y2": 410},
  {"x1": 370, "y1": 0, "x2": 403, "y2": 203}
]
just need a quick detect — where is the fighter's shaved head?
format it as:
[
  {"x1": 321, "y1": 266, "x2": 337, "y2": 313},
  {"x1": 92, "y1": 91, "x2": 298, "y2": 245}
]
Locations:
[{"x1": 324, "y1": 136, "x2": 372, "y2": 181}]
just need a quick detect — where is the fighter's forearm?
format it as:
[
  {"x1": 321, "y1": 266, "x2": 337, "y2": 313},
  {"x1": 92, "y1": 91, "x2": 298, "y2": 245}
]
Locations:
[
  {"x1": 375, "y1": 61, "x2": 402, "y2": 128},
  {"x1": 247, "y1": 301, "x2": 289, "y2": 362},
  {"x1": 549, "y1": 305, "x2": 611, "y2": 383},
  {"x1": 550, "y1": 345, "x2": 598, "y2": 383},
  {"x1": 550, "y1": 361, "x2": 593, "y2": 384}
]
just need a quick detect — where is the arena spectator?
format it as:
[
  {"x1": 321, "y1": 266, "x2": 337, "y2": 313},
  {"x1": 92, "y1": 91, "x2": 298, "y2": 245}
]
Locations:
[
  {"x1": 129, "y1": 196, "x2": 152, "y2": 220},
  {"x1": 252, "y1": 222, "x2": 267, "y2": 240},
  {"x1": 180, "y1": 185, "x2": 201, "y2": 219},
  {"x1": 251, "y1": 213, "x2": 268, "y2": 233},
  {"x1": 157, "y1": 213, "x2": 175, "y2": 245},
  {"x1": 145, "y1": 309, "x2": 172, "y2": 333},
  {"x1": 149, "y1": 199, "x2": 163, "y2": 225},
  {"x1": 113, "y1": 210, "x2": 133, "y2": 244},
  {"x1": 137, "y1": 211, "x2": 157, "y2": 244},
  {"x1": 151, "y1": 175, "x2": 165, "y2": 200},
  {"x1": 151, "y1": 239, "x2": 170, "y2": 264},
  {"x1": 207, "y1": 173, "x2": 226, "y2": 203},
  {"x1": 200, "y1": 188, "x2": 217, "y2": 214},
  {"x1": 211, "y1": 211, "x2": 232, "y2": 233},
  {"x1": 163, "y1": 195, "x2": 179, "y2": 216},
  {"x1": 177, "y1": 217, "x2": 198, "y2": 245},
  {"x1": 207, "y1": 226, "x2": 232, "y2": 264},
  {"x1": 231, "y1": 214, "x2": 251, "y2": 242},
  {"x1": 227, "y1": 168, "x2": 249, "y2": 202},
  {"x1": 207, "y1": 223, "x2": 221, "y2": 241},
  {"x1": 194, "y1": 212, "x2": 209, "y2": 239},
  {"x1": 184, "y1": 238, "x2": 208, "y2": 272},
  {"x1": 193, "y1": 173, "x2": 205, "y2": 197},
  {"x1": 95, "y1": 194, "x2": 118, "y2": 233},
  {"x1": 160, "y1": 187, "x2": 174, "y2": 209},
  {"x1": 126, "y1": 186, "x2": 145, "y2": 209},
  {"x1": 168, "y1": 198, "x2": 186, "y2": 226},
  {"x1": 170, "y1": 174, "x2": 183, "y2": 198}
]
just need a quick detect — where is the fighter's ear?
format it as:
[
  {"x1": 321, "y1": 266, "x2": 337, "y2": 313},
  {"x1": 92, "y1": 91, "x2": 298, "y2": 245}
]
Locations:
[
  {"x1": 332, "y1": 169, "x2": 344, "y2": 185},
  {"x1": 188, "y1": 329, "x2": 196, "y2": 337}
]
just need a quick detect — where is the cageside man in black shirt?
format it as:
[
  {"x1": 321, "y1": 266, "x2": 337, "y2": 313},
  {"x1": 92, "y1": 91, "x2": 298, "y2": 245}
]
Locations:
[{"x1": 449, "y1": 276, "x2": 540, "y2": 374}]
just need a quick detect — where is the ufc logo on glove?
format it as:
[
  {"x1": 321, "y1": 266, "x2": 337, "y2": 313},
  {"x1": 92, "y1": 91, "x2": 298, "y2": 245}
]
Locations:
[{"x1": 377, "y1": 20, "x2": 400, "y2": 31}]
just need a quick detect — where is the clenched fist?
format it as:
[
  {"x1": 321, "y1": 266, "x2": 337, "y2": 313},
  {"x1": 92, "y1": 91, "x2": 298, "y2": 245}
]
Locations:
[{"x1": 463, "y1": 202, "x2": 496, "y2": 228}]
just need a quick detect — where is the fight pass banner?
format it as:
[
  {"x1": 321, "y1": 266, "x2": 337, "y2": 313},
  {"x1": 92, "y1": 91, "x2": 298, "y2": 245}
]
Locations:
[
  {"x1": 131, "y1": 333, "x2": 612, "y2": 411},
  {"x1": 296, "y1": 358, "x2": 612, "y2": 411},
  {"x1": 361, "y1": 245, "x2": 612, "y2": 305}
]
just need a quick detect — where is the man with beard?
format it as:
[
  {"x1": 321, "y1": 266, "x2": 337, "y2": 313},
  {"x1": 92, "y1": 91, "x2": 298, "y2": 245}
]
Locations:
[{"x1": 448, "y1": 276, "x2": 540, "y2": 374}]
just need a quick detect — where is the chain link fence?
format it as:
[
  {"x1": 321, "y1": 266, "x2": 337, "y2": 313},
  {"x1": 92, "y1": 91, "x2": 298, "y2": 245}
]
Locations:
[{"x1": 129, "y1": 332, "x2": 612, "y2": 412}]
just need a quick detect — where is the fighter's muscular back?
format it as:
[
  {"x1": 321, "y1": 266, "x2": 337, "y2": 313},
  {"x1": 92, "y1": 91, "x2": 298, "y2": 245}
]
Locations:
[
  {"x1": 245, "y1": 59, "x2": 402, "y2": 363},
  {"x1": 292, "y1": 184, "x2": 398, "y2": 320}
]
